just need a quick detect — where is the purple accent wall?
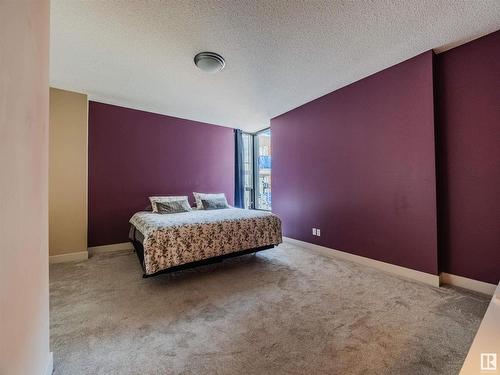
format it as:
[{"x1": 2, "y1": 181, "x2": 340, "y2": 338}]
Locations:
[
  {"x1": 436, "y1": 31, "x2": 500, "y2": 284},
  {"x1": 271, "y1": 52, "x2": 438, "y2": 275},
  {"x1": 88, "y1": 102, "x2": 234, "y2": 247}
]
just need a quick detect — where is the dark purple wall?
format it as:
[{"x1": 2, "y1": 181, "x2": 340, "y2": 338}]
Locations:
[
  {"x1": 271, "y1": 52, "x2": 438, "y2": 275},
  {"x1": 88, "y1": 102, "x2": 234, "y2": 247},
  {"x1": 436, "y1": 31, "x2": 500, "y2": 284}
]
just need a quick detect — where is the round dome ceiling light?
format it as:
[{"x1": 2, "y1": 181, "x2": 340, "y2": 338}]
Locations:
[{"x1": 194, "y1": 52, "x2": 225, "y2": 73}]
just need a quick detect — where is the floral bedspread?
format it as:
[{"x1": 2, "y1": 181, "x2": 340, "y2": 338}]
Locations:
[{"x1": 129, "y1": 208, "x2": 282, "y2": 275}]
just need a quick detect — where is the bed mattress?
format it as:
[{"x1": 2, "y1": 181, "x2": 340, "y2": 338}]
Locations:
[{"x1": 129, "y1": 208, "x2": 282, "y2": 275}]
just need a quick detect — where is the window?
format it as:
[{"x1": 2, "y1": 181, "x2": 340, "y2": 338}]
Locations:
[
  {"x1": 254, "y1": 129, "x2": 272, "y2": 210},
  {"x1": 241, "y1": 128, "x2": 272, "y2": 210}
]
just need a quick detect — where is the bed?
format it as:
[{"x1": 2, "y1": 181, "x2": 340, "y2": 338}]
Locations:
[{"x1": 129, "y1": 208, "x2": 282, "y2": 277}]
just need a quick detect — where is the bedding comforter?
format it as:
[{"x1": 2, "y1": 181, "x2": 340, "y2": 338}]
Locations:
[{"x1": 129, "y1": 208, "x2": 282, "y2": 275}]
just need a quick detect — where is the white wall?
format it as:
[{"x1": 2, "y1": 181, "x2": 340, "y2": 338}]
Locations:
[{"x1": 0, "y1": 1, "x2": 51, "y2": 374}]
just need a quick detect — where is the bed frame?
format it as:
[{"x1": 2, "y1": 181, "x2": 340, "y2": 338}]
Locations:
[{"x1": 130, "y1": 238, "x2": 274, "y2": 278}]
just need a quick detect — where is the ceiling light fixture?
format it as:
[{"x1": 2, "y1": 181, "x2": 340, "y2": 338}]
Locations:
[{"x1": 194, "y1": 52, "x2": 225, "y2": 73}]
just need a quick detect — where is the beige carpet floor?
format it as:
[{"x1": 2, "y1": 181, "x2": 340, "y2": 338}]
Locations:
[{"x1": 50, "y1": 242, "x2": 489, "y2": 375}]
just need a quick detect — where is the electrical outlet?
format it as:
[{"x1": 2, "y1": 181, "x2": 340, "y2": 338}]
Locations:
[
  {"x1": 312, "y1": 228, "x2": 317, "y2": 235},
  {"x1": 316, "y1": 229, "x2": 321, "y2": 236}
]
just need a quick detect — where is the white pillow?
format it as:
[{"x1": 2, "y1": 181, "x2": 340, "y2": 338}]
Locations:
[
  {"x1": 149, "y1": 196, "x2": 189, "y2": 213},
  {"x1": 193, "y1": 192, "x2": 228, "y2": 209}
]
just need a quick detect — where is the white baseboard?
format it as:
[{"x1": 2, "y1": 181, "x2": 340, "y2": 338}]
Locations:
[
  {"x1": 44, "y1": 352, "x2": 53, "y2": 375},
  {"x1": 440, "y1": 272, "x2": 496, "y2": 296},
  {"x1": 49, "y1": 251, "x2": 88, "y2": 264},
  {"x1": 88, "y1": 242, "x2": 134, "y2": 257},
  {"x1": 283, "y1": 237, "x2": 440, "y2": 287},
  {"x1": 49, "y1": 243, "x2": 133, "y2": 262}
]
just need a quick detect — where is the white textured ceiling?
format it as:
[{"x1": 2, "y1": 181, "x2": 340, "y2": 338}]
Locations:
[{"x1": 50, "y1": 1, "x2": 500, "y2": 132}]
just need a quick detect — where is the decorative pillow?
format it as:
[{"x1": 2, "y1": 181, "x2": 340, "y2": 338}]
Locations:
[
  {"x1": 156, "y1": 199, "x2": 192, "y2": 214},
  {"x1": 193, "y1": 192, "x2": 228, "y2": 209},
  {"x1": 149, "y1": 196, "x2": 189, "y2": 213},
  {"x1": 192, "y1": 192, "x2": 203, "y2": 209},
  {"x1": 201, "y1": 197, "x2": 230, "y2": 210}
]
